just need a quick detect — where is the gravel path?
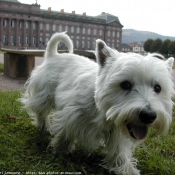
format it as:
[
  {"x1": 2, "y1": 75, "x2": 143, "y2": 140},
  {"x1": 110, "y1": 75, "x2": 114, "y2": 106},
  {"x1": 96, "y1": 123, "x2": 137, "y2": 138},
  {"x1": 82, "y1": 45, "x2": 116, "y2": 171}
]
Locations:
[
  {"x1": 0, "y1": 53, "x2": 175, "y2": 91},
  {"x1": 0, "y1": 75, "x2": 26, "y2": 91}
]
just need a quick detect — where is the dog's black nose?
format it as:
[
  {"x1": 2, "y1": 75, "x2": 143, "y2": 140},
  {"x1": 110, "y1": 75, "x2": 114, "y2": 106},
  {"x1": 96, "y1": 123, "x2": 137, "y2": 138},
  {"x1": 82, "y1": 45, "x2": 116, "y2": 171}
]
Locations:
[{"x1": 139, "y1": 109, "x2": 157, "y2": 124}]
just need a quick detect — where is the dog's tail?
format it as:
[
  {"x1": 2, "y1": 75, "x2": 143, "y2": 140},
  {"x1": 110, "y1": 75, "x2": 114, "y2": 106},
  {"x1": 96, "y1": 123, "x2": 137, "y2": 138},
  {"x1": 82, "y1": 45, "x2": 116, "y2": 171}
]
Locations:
[{"x1": 45, "y1": 32, "x2": 73, "y2": 58}]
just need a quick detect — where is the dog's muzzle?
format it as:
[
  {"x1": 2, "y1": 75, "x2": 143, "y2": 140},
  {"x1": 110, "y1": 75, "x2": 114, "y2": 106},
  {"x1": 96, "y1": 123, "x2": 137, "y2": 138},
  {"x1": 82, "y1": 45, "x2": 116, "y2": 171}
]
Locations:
[{"x1": 127, "y1": 109, "x2": 157, "y2": 140}]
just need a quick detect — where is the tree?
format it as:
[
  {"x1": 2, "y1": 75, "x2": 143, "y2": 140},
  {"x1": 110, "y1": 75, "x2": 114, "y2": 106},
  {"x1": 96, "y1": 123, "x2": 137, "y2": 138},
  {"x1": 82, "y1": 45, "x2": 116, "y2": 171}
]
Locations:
[
  {"x1": 168, "y1": 41, "x2": 175, "y2": 54},
  {"x1": 160, "y1": 39, "x2": 171, "y2": 55},
  {"x1": 151, "y1": 38, "x2": 162, "y2": 53},
  {"x1": 144, "y1": 39, "x2": 154, "y2": 52}
]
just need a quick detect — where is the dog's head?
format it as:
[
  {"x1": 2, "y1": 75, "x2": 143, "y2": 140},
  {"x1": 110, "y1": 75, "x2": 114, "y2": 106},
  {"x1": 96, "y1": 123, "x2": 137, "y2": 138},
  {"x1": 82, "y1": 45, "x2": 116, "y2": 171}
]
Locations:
[{"x1": 95, "y1": 39, "x2": 174, "y2": 140}]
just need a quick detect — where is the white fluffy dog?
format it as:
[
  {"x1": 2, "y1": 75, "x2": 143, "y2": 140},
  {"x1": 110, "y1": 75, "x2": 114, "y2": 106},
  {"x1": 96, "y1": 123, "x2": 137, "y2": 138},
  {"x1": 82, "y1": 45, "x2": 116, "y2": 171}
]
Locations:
[{"x1": 21, "y1": 32, "x2": 174, "y2": 175}]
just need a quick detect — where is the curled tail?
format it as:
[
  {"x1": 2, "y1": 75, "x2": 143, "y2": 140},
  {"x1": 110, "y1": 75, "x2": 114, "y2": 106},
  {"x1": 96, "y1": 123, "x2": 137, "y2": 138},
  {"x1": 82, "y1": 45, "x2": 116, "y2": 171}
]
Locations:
[{"x1": 45, "y1": 32, "x2": 73, "y2": 58}]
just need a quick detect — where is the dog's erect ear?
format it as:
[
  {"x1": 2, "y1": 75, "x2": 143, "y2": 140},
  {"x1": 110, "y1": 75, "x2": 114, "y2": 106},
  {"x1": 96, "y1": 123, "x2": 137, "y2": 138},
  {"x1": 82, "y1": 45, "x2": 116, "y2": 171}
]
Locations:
[
  {"x1": 96, "y1": 39, "x2": 109, "y2": 68},
  {"x1": 165, "y1": 57, "x2": 174, "y2": 72},
  {"x1": 96, "y1": 39, "x2": 117, "y2": 68}
]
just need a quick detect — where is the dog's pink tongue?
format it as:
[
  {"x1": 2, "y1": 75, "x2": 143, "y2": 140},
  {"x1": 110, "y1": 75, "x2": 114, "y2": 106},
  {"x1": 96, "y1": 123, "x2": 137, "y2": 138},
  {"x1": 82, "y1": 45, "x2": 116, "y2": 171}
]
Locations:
[{"x1": 131, "y1": 126, "x2": 148, "y2": 140}]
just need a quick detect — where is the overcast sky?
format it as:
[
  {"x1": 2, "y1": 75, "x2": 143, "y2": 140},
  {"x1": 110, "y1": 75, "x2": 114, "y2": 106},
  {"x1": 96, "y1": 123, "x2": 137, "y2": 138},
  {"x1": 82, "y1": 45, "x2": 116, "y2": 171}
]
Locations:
[{"x1": 20, "y1": 0, "x2": 175, "y2": 37}]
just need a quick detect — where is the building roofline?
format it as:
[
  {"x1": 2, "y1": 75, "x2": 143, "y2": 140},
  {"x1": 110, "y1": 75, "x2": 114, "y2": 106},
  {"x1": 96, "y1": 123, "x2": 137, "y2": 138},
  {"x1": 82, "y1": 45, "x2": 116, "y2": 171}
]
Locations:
[{"x1": 0, "y1": 0, "x2": 20, "y2": 3}]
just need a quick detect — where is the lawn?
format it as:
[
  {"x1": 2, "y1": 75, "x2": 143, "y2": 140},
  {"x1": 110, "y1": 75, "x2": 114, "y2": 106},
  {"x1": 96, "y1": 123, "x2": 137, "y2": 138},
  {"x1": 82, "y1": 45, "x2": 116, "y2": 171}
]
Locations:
[
  {"x1": 0, "y1": 63, "x2": 4, "y2": 74},
  {"x1": 0, "y1": 90, "x2": 175, "y2": 175}
]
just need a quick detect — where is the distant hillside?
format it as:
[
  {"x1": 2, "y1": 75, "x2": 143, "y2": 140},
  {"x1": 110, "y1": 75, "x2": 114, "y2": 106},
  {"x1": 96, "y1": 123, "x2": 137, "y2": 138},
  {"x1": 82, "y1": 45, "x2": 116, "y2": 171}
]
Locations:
[{"x1": 122, "y1": 29, "x2": 175, "y2": 44}]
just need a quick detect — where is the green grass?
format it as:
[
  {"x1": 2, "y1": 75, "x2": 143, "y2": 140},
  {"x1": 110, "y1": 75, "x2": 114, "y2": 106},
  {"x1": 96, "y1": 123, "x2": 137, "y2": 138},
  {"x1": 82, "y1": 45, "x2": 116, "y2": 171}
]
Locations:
[
  {"x1": 0, "y1": 90, "x2": 175, "y2": 174},
  {"x1": 0, "y1": 91, "x2": 109, "y2": 174},
  {"x1": 173, "y1": 61, "x2": 175, "y2": 69},
  {"x1": 0, "y1": 51, "x2": 5, "y2": 54},
  {"x1": 0, "y1": 63, "x2": 4, "y2": 76},
  {"x1": 0, "y1": 63, "x2": 4, "y2": 73}
]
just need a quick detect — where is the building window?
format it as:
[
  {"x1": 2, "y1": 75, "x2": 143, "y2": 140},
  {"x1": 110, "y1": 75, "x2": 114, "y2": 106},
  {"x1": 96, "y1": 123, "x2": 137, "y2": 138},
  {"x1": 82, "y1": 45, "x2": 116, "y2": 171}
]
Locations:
[
  {"x1": 3, "y1": 35, "x2": 7, "y2": 44},
  {"x1": 11, "y1": 20, "x2": 15, "y2": 27},
  {"x1": 33, "y1": 37, "x2": 36, "y2": 46},
  {"x1": 26, "y1": 36, "x2": 29, "y2": 46},
  {"x1": 65, "y1": 25, "x2": 68, "y2": 32},
  {"x1": 82, "y1": 40, "x2": 85, "y2": 49},
  {"x1": 46, "y1": 38, "x2": 49, "y2": 45},
  {"x1": 99, "y1": 29, "x2": 102, "y2": 36},
  {"x1": 11, "y1": 36, "x2": 14, "y2": 45},
  {"x1": 71, "y1": 35, "x2": 74, "y2": 40},
  {"x1": 59, "y1": 24, "x2": 62, "y2": 32},
  {"x1": 46, "y1": 33, "x2": 50, "y2": 38},
  {"x1": 113, "y1": 31, "x2": 115, "y2": 37},
  {"x1": 71, "y1": 26, "x2": 74, "y2": 33},
  {"x1": 33, "y1": 22, "x2": 36, "y2": 30},
  {"x1": 40, "y1": 37, "x2": 42, "y2": 42},
  {"x1": 77, "y1": 27, "x2": 80, "y2": 34},
  {"x1": 88, "y1": 28, "x2": 91, "y2": 35},
  {"x1": 82, "y1": 27, "x2": 85, "y2": 34},
  {"x1": 112, "y1": 43, "x2": 115, "y2": 48},
  {"x1": 76, "y1": 40, "x2": 79, "y2": 48},
  {"x1": 93, "y1": 41, "x2": 96, "y2": 49},
  {"x1": 53, "y1": 24, "x2": 56, "y2": 31},
  {"x1": 117, "y1": 32, "x2": 120, "y2": 38},
  {"x1": 40, "y1": 23, "x2": 43, "y2": 30},
  {"x1": 3, "y1": 19, "x2": 7, "y2": 27},
  {"x1": 58, "y1": 42, "x2": 63, "y2": 49},
  {"x1": 87, "y1": 40, "x2": 90, "y2": 49},
  {"x1": 19, "y1": 36, "x2": 22, "y2": 45},
  {"x1": 107, "y1": 39, "x2": 110, "y2": 47},
  {"x1": 19, "y1": 20, "x2": 22, "y2": 28},
  {"x1": 46, "y1": 24, "x2": 50, "y2": 31},
  {"x1": 26, "y1": 21, "x2": 29, "y2": 29},
  {"x1": 108, "y1": 30, "x2": 110, "y2": 37},
  {"x1": 94, "y1": 29, "x2": 97, "y2": 35}
]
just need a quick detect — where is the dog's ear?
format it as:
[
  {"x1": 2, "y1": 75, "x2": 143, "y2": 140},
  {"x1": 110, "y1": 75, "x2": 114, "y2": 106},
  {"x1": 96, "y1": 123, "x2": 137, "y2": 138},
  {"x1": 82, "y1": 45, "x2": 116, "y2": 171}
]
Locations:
[
  {"x1": 165, "y1": 57, "x2": 174, "y2": 72},
  {"x1": 96, "y1": 39, "x2": 117, "y2": 68}
]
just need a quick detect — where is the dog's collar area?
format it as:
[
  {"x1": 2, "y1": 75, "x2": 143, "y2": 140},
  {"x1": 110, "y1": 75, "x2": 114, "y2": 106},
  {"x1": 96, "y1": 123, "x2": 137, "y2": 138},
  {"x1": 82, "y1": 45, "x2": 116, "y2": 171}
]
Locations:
[{"x1": 127, "y1": 124, "x2": 148, "y2": 140}]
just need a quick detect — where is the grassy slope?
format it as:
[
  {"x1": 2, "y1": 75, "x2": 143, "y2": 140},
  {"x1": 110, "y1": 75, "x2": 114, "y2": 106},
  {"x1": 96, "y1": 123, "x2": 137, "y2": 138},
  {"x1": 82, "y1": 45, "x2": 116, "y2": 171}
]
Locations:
[{"x1": 0, "y1": 90, "x2": 175, "y2": 174}]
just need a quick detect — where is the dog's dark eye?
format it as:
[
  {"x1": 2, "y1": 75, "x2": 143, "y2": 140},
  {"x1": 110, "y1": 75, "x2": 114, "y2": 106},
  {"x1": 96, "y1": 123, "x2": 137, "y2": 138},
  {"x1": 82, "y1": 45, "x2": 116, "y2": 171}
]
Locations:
[
  {"x1": 120, "y1": 81, "x2": 132, "y2": 90},
  {"x1": 154, "y1": 84, "x2": 161, "y2": 93}
]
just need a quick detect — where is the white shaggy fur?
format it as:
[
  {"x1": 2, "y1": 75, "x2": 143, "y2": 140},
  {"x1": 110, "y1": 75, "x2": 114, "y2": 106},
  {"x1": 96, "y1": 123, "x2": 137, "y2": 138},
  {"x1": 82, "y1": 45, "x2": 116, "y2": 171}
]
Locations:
[{"x1": 20, "y1": 32, "x2": 174, "y2": 175}]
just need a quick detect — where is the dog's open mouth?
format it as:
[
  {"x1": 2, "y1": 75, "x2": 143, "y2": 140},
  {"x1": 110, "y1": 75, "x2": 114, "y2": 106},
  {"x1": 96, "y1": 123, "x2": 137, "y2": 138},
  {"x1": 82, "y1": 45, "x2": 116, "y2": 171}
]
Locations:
[{"x1": 127, "y1": 124, "x2": 148, "y2": 140}]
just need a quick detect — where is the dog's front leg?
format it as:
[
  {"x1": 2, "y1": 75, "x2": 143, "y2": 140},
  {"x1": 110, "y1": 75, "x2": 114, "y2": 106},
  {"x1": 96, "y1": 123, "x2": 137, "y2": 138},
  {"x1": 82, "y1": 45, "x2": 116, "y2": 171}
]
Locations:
[{"x1": 104, "y1": 130, "x2": 140, "y2": 175}]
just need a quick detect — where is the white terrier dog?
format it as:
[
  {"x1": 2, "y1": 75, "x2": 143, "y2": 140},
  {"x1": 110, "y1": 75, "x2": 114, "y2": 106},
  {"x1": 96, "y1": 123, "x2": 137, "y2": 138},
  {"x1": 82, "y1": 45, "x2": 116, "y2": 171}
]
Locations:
[{"x1": 21, "y1": 32, "x2": 174, "y2": 175}]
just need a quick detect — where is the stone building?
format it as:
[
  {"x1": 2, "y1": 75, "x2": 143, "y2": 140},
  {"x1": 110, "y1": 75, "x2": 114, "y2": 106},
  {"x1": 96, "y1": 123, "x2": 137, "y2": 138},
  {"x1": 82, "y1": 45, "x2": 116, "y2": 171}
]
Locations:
[
  {"x1": 129, "y1": 42, "x2": 145, "y2": 54},
  {"x1": 0, "y1": 0, "x2": 123, "y2": 50},
  {"x1": 121, "y1": 43, "x2": 132, "y2": 52}
]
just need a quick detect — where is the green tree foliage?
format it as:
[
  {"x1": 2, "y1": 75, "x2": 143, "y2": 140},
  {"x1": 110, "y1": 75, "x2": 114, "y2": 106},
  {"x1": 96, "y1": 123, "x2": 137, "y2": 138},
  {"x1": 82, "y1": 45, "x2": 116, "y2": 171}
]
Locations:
[
  {"x1": 168, "y1": 41, "x2": 175, "y2": 54},
  {"x1": 151, "y1": 38, "x2": 162, "y2": 53},
  {"x1": 160, "y1": 39, "x2": 171, "y2": 55},
  {"x1": 144, "y1": 39, "x2": 153, "y2": 52},
  {"x1": 144, "y1": 38, "x2": 175, "y2": 55}
]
